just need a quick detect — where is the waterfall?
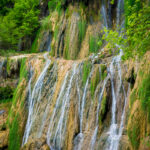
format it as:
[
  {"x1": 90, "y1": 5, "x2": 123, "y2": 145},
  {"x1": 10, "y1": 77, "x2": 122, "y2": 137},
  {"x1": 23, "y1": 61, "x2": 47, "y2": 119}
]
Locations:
[
  {"x1": 90, "y1": 75, "x2": 110, "y2": 150},
  {"x1": 47, "y1": 64, "x2": 77, "y2": 150},
  {"x1": 101, "y1": 0, "x2": 108, "y2": 29},
  {"x1": 0, "y1": 60, "x2": 4, "y2": 77},
  {"x1": 46, "y1": 33, "x2": 51, "y2": 52},
  {"x1": 22, "y1": 53, "x2": 51, "y2": 146},
  {"x1": 73, "y1": 68, "x2": 93, "y2": 150}
]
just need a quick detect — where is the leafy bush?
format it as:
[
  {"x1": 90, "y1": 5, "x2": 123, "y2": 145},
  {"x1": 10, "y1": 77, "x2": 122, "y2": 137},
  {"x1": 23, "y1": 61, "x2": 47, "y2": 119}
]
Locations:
[
  {"x1": 0, "y1": 86, "x2": 13, "y2": 102},
  {"x1": 100, "y1": 64, "x2": 107, "y2": 80}
]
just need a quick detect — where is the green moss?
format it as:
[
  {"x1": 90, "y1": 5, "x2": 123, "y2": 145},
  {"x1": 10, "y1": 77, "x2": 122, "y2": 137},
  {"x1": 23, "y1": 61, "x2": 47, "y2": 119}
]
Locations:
[
  {"x1": 138, "y1": 72, "x2": 150, "y2": 121},
  {"x1": 31, "y1": 28, "x2": 41, "y2": 53},
  {"x1": 100, "y1": 64, "x2": 107, "y2": 80},
  {"x1": 6, "y1": 58, "x2": 11, "y2": 75},
  {"x1": 64, "y1": 33, "x2": 70, "y2": 59},
  {"x1": 130, "y1": 89, "x2": 137, "y2": 107},
  {"x1": 82, "y1": 61, "x2": 92, "y2": 85},
  {"x1": 78, "y1": 20, "x2": 86, "y2": 48},
  {"x1": 99, "y1": 95, "x2": 107, "y2": 125},
  {"x1": 8, "y1": 114, "x2": 21, "y2": 150},
  {"x1": 91, "y1": 68, "x2": 100, "y2": 98},
  {"x1": 128, "y1": 121, "x2": 140, "y2": 149}
]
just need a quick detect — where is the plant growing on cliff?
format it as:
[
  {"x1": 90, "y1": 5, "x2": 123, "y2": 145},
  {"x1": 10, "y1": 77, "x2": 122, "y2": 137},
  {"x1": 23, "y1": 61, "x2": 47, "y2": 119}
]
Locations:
[
  {"x1": 8, "y1": 114, "x2": 21, "y2": 150},
  {"x1": 78, "y1": 20, "x2": 87, "y2": 47},
  {"x1": 89, "y1": 36, "x2": 102, "y2": 53},
  {"x1": 91, "y1": 68, "x2": 100, "y2": 98},
  {"x1": 138, "y1": 72, "x2": 150, "y2": 121},
  {"x1": 82, "y1": 61, "x2": 92, "y2": 85}
]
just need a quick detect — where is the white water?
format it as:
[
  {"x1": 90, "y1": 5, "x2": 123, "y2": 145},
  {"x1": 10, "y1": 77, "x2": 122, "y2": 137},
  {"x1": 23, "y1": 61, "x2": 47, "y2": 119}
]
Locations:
[
  {"x1": 0, "y1": 60, "x2": 4, "y2": 77},
  {"x1": 47, "y1": 64, "x2": 77, "y2": 150},
  {"x1": 90, "y1": 75, "x2": 110, "y2": 150},
  {"x1": 101, "y1": 3, "x2": 108, "y2": 29},
  {"x1": 22, "y1": 53, "x2": 51, "y2": 146}
]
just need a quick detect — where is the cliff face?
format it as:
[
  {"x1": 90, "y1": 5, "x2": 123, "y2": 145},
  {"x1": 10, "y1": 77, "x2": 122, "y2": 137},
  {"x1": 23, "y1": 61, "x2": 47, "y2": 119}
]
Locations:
[
  {"x1": 0, "y1": 51, "x2": 150, "y2": 150},
  {"x1": 0, "y1": 0, "x2": 150, "y2": 150}
]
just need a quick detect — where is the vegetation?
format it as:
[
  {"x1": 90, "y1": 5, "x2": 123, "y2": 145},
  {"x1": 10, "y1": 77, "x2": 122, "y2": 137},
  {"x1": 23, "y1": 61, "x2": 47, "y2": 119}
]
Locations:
[
  {"x1": 0, "y1": 0, "x2": 40, "y2": 50},
  {"x1": 82, "y1": 61, "x2": 92, "y2": 85},
  {"x1": 89, "y1": 36, "x2": 102, "y2": 53},
  {"x1": 102, "y1": 3, "x2": 150, "y2": 60},
  {"x1": 8, "y1": 114, "x2": 21, "y2": 150},
  {"x1": 91, "y1": 68, "x2": 100, "y2": 98},
  {"x1": 78, "y1": 20, "x2": 87, "y2": 47},
  {"x1": 138, "y1": 73, "x2": 150, "y2": 121},
  {"x1": 128, "y1": 121, "x2": 140, "y2": 150},
  {"x1": 0, "y1": 86, "x2": 13, "y2": 103},
  {"x1": 100, "y1": 64, "x2": 107, "y2": 80}
]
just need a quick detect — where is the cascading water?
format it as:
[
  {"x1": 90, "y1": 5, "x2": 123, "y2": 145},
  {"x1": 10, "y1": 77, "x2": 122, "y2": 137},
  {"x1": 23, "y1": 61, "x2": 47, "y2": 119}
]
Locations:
[
  {"x1": 47, "y1": 64, "x2": 77, "y2": 150},
  {"x1": 0, "y1": 60, "x2": 4, "y2": 77},
  {"x1": 73, "y1": 68, "x2": 94, "y2": 150},
  {"x1": 46, "y1": 33, "x2": 51, "y2": 52},
  {"x1": 22, "y1": 53, "x2": 51, "y2": 146},
  {"x1": 104, "y1": 0, "x2": 129, "y2": 149},
  {"x1": 90, "y1": 75, "x2": 110, "y2": 150},
  {"x1": 101, "y1": 0, "x2": 108, "y2": 29}
]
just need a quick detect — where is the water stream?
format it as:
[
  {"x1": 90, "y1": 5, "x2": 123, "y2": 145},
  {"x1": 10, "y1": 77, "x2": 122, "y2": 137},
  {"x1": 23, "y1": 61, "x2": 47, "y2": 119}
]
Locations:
[{"x1": 22, "y1": 53, "x2": 51, "y2": 146}]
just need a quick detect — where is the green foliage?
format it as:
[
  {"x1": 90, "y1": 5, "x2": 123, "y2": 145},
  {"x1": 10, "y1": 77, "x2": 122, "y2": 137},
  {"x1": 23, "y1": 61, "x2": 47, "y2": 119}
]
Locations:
[
  {"x1": 124, "y1": 0, "x2": 142, "y2": 27},
  {"x1": 138, "y1": 73, "x2": 150, "y2": 121},
  {"x1": 100, "y1": 64, "x2": 107, "y2": 80},
  {"x1": 128, "y1": 122, "x2": 140, "y2": 149},
  {"x1": 0, "y1": 0, "x2": 14, "y2": 16},
  {"x1": 0, "y1": 86, "x2": 13, "y2": 103},
  {"x1": 125, "y1": 5, "x2": 150, "y2": 58},
  {"x1": 82, "y1": 61, "x2": 92, "y2": 85},
  {"x1": 12, "y1": 58, "x2": 27, "y2": 106},
  {"x1": 89, "y1": 36, "x2": 102, "y2": 53},
  {"x1": 78, "y1": 20, "x2": 87, "y2": 47},
  {"x1": 41, "y1": 16, "x2": 52, "y2": 31},
  {"x1": 8, "y1": 114, "x2": 21, "y2": 150},
  {"x1": 91, "y1": 68, "x2": 100, "y2": 98},
  {"x1": 0, "y1": 0, "x2": 40, "y2": 49}
]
